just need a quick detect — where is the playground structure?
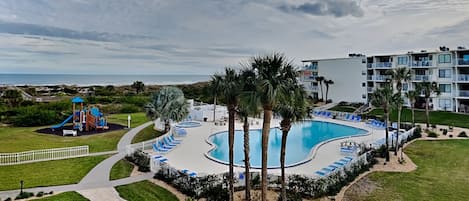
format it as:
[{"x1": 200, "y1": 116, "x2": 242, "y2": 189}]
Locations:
[{"x1": 51, "y1": 96, "x2": 109, "y2": 132}]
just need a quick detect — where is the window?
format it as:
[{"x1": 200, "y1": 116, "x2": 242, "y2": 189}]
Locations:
[
  {"x1": 362, "y1": 94, "x2": 366, "y2": 99},
  {"x1": 362, "y1": 82, "x2": 366, "y2": 87},
  {"x1": 439, "y1": 84, "x2": 451, "y2": 93},
  {"x1": 438, "y1": 54, "x2": 451, "y2": 63},
  {"x1": 397, "y1": 56, "x2": 408, "y2": 65},
  {"x1": 403, "y1": 83, "x2": 409, "y2": 91},
  {"x1": 438, "y1": 69, "x2": 452, "y2": 78},
  {"x1": 438, "y1": 99, "x2": 451, "y2": 110}
]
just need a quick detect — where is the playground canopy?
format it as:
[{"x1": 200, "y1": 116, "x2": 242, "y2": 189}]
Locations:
[{"x1": 71, "y1": 96, "x2": 85, "y2": 103}]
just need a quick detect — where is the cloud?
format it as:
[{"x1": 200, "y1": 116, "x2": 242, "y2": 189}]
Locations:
[{"x1": 279, "y1": 0, "x2": 364, "y2": 18}]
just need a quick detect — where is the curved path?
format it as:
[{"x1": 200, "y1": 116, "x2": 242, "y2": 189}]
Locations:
[{"x1": 0, "y1": 121, "x2": 154, "y2": 201}]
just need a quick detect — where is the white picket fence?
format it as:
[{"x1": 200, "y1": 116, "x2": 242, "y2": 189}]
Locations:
[
  {"x1": 126, "y1": 138, "x2": 160, "y2": 156},
  {"x1": 0, "y1": 146, "x2": 89, "y2": 166}
]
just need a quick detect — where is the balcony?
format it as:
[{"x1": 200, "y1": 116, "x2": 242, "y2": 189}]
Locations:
[
  {"x1": 413, "y1": 75, "x2": 430, "y2": 81},
  {"x1": 374, "y1": 62, "x2": 392, "y2": 68},
  {"x1": 367, "y1": 75, "x2": 373, "y2": 80},
  {"x1": 458, "y1": 59, "x2": 469, "y2": 65},
  {"x1": 304, "y1": 64, "x2": 318, "y2": 70},
  {"x1": 367, "y1": 87, "x2": 375, "y2": 92},
  {"x1": 303, "y1": 85, "x2": 319, "y2": 92},
  {"x1": 367, "y1": 63, "x2": 373, "y2": 68},
  {"x1": 374, "y1": 75, "x2": 391, "y2": 81},
  {"x1": 411, "y1": 60, "x2": 433, "y2": 67},
  {"x1": 459, "y1": 90, "x2": 469, "y2": 97},
  {"x1": 458, "y1": 74, "x2": 469, "y2": 81}
]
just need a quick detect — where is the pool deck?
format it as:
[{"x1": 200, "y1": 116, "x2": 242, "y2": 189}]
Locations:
[{"x1": 150, "y1": 116, "x2": 386, "y2": 176}]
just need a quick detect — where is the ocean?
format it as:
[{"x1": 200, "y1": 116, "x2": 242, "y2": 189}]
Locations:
[{"x1": 0, "y1": 74, "x2": 211, "y2": 86}]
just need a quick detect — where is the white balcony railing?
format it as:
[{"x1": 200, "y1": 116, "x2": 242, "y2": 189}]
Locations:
[
  {"x1": 458, "y1": 74, "x2": 469, "y2": 81},
  {"x1": 374, "y1": 62, "x2": 392, "y2": 68},
  {"x1": 459, "y1": 90, "x2": 469, "y2": 97},
  {"x1": 411, "y1": 60, "x2": 433, "y2": 67},
  {"x1": 458, "y1": 59, "x2": 469, "y2": 65},
  {"x1": 374, "y1": 75, "x2": 391, "y2": 81},
  {"x1": 413, "y1": 75, "x2": 430, "y2": 81}
]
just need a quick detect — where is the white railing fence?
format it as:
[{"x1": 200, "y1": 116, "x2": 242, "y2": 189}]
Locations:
[{"x1": 0, "y1": 146, "x2": 89, "y2": 166}]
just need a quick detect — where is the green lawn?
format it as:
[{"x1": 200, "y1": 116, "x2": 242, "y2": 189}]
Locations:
[
  {"x1": 329, "y1": 105, "x2": 357, "y2": 113},
  {"x1": 107, "y1": 112, "x2": 148, "y2": 128},
  {"x1": 31, "y1": 191, "x2": 89, "y2": 201},
  {"x1": 115, "y1": 181, "x2": 178, "y2": 201},
  {"x1": 131, "y1": 123, "x2": 163, "y2": 144},
  {"x1": 110, "y1": 159, "x2": 134, "y2": 180},
  {"x1": 0, "y1": 113, "x2": 148, "y2": 153},
  {"x1": 352, "y1": 140, "x2": 469, "y2": 201},
  {"x1": 0, "y1": 155, "x2": 108, "y2": 191},
  {"x1": 368, "y1": 108, "x2": 469, "y2": 128}
]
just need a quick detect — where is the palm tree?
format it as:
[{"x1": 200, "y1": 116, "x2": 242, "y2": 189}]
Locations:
[
  {"x1": 131, "y1": 81, "x2": 145, "y2": 94},
  {"x1": 238, "y1": 68, "x2": 260, "y2": 201},
  {"x1": 387, "y1": 67, "x2": 411, "y2": 155},
  {"x1": 219, "y1": 68, "x2": 241, "y2": 201},
  {"x1": 324, "y1": 79, "x2": 334, "y2": 103},
  {"x1": 371, "y1": 83, "x2": 394, "y2": 162},
  {"x1": 208, "y1": 74, "x2": 223, "y2": 122},
  {"x1": 251, "y1": 53, "x2": 297, "y2": 201},
  {"x1": 416, "y1": 81, "x2": 441, "y2": 128},
  {"x1": 145, "y1": 86, "x2": 189, "y2": 133},
  {"x1": 275, "y1": 87, "x2": 308, "y2": 201},
  {"x1": 405, "y1": 90, "x2": 418, "y2": 127},
  {"x1": 315, "y1": 76, "x2": 325, "y2": 101}
]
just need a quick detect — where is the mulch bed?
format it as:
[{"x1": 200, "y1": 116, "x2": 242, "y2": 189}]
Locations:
[{"x1": 36, "y1": 123, "x2": 126, "y2": 136}]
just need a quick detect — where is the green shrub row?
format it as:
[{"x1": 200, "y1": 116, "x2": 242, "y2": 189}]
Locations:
[{"x1": 125, "y1": 151, "x2": 150, "y2": 172}]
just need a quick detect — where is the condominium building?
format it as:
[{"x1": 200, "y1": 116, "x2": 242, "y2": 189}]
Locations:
[{"x1": 299, "y1": 46, "x2": 469, "y2": 113}]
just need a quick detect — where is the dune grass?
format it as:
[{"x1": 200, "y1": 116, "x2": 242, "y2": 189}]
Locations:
[
  {"x1": 368, "y1": 108, "x2": 469, "y2": 128},
  {"x1": 0, "y1": 155, "x2": 109, "y2": 191},
  {"x1": 115, "y1": 181, "x2": 178, "y2": 201},
  {"x1": 31, "y1": 191, "x2": 89, "y2": 201},
  {"x1": 110, "y1": 159, "x2": 134, "y2": 181},
  {"x1": 131, "y1": 123, "x2": 164, "y2": 144},
  {"x1": 351, "y1": 140, "x2": 469, "y2": 201},
  {"x1": 0, "y1": 113, "x2": 148, "y2": 153}
]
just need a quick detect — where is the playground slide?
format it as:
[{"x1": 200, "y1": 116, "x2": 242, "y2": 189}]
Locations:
[{"x1": 51, "y1": 115, "x2": 73, "y2": 129}]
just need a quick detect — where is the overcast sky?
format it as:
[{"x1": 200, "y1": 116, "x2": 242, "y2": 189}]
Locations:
[{"x1": 0, "y1": 0, "x2": 468, "y2": 74}]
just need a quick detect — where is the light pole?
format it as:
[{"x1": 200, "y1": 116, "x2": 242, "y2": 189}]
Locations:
[
  {"x1": 20, "y1": 180, "x2": 24, "y2": 194},
  {"x1": 127, "y1": 115, "x2": 131, "y2": 129}
]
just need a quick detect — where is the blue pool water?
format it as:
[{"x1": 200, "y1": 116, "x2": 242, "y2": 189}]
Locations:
[
  {"x1": 176, "y1": 121, "x2": 202, "y2": 128},
  {"x1": 207, "y1": 121, "x2": 367, "y2": 168}
]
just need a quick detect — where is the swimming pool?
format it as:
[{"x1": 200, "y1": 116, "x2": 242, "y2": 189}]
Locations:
[
  {"x1": 176, "y1": 121, "x2": 202, "y2": 128},
  {"x1": 206, "y1": 121, "x2": 367, "y2": 168}
]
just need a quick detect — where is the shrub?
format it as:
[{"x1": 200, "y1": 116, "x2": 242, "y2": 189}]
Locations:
[
  {"x1": 119, "y1": 104, "x2": 140, "y2": 113},
  {"x1": 427, "y1": 131, "x2": 438, "y2": 138},
  {"x1": 458, "y1": 131, "x2": 468, "y2": 137},
  {"x1": 125, "y1": 151, "x2": 150, "y2": 172},
  {"x1": 4, "y1": 197, "x2": 11, "y2": 201},
  {"x1": 413, "y1": 127, "x2": 422, "y2": 139},
  {"x1": 442, "y1": 129, "x2": 448, "y2": 135},
  {"x1": 36, "y1": 191, "x2": 44, "y2": 197},
  {"x1": 431, "y1": 124, "x2": 437, "y2": 129},
  {"x1": 15, "y1": 192, "x2": 34, "y2": 200},
  {"x1": 375, "y1": 145, "x2": 387, "y2": 158},
  {"x1": 12, "y1": 107, "x2": 62, "y2": 127},
  {"x1": 449, "y1": 134, "x2": 453, "y2": 138}
]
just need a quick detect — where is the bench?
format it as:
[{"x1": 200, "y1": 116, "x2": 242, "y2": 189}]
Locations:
[{"x1": 63, "y1": 129, "x2": 77, "y2": 136}]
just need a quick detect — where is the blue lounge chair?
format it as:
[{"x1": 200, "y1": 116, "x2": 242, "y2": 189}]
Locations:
[
  {"x1": 344, "y1": 156, "x2": 354, "y2": 160},
  {"x1": 166, "y1": 136, "x2": 180, "y2": 144},
  {"x1": 163, "y1": 137, "x2": 178, "y2": 146},
  {"x1": 355, "y1": 116, "x2": 362, "y2": 122},
  {"x1": 334, "y1": 161, "x2": 345, "y2": 166},
  {"x1": 169, "y1": 135, "x2": 182, "y2": 143},
  {"x1": 188, "y1": 172, "x2": 197, "y2": 177},
  {"x1": 328, "y1": 164, "x2": 339, "y2": 170},
  {"x1": 325, "y1": 111, "x2": 332, "y2": 118},
  {"x1": 153, "y1": 143, "x2": 169, "y2": 153},
  {"x1": 159, "y1": 141, "x2": 175, "y2": 149},
  {"x1": 322, "y1": 167, "x2": 335, "y2": 172},
  {"x1": 315, "y1": 171, "x2": 326, "y2": 176}
]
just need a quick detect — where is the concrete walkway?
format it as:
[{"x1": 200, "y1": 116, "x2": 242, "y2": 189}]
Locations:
[{"x1": 0, "y1": 122, "x2": 153, "y2": 200}]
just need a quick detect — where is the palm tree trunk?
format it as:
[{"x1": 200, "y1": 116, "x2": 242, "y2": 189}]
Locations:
[
  {"x1": 213, "y1": 96, "x2": 217, "y2": 122},
  {"x1": 425, "y1": 98, "x2": 430, "y2": 128},
  {"x1": 325, "y1": 86, "x2": 329, "y2": 103},
  {"x1": 261, "y1": 108, "x2": 272, "y2": 201},
  {"x1": 280, "y1": 120, "x2": 290, "y2": 201},
  {"x1": 164, "y1": 120, "x2": 170, "y2": 134},
  {"x1": 384, "y1": 109, "x2": 390, "y2": 162},
  {"x1": 243, "y1": 116, "x2": 251, "y2": 201},
  {"x1": 395, "y1": 106, "x2": 401, "y2": 155},
  {"x1": 411, "y1": 106, "x2": 415, "y2": 127},
  {"x1": 320, "y1": 82, "x2": 324, "y2": 101},
  {"x1": 228, "y1": 107, "x2": 236, "y2": 201}
]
